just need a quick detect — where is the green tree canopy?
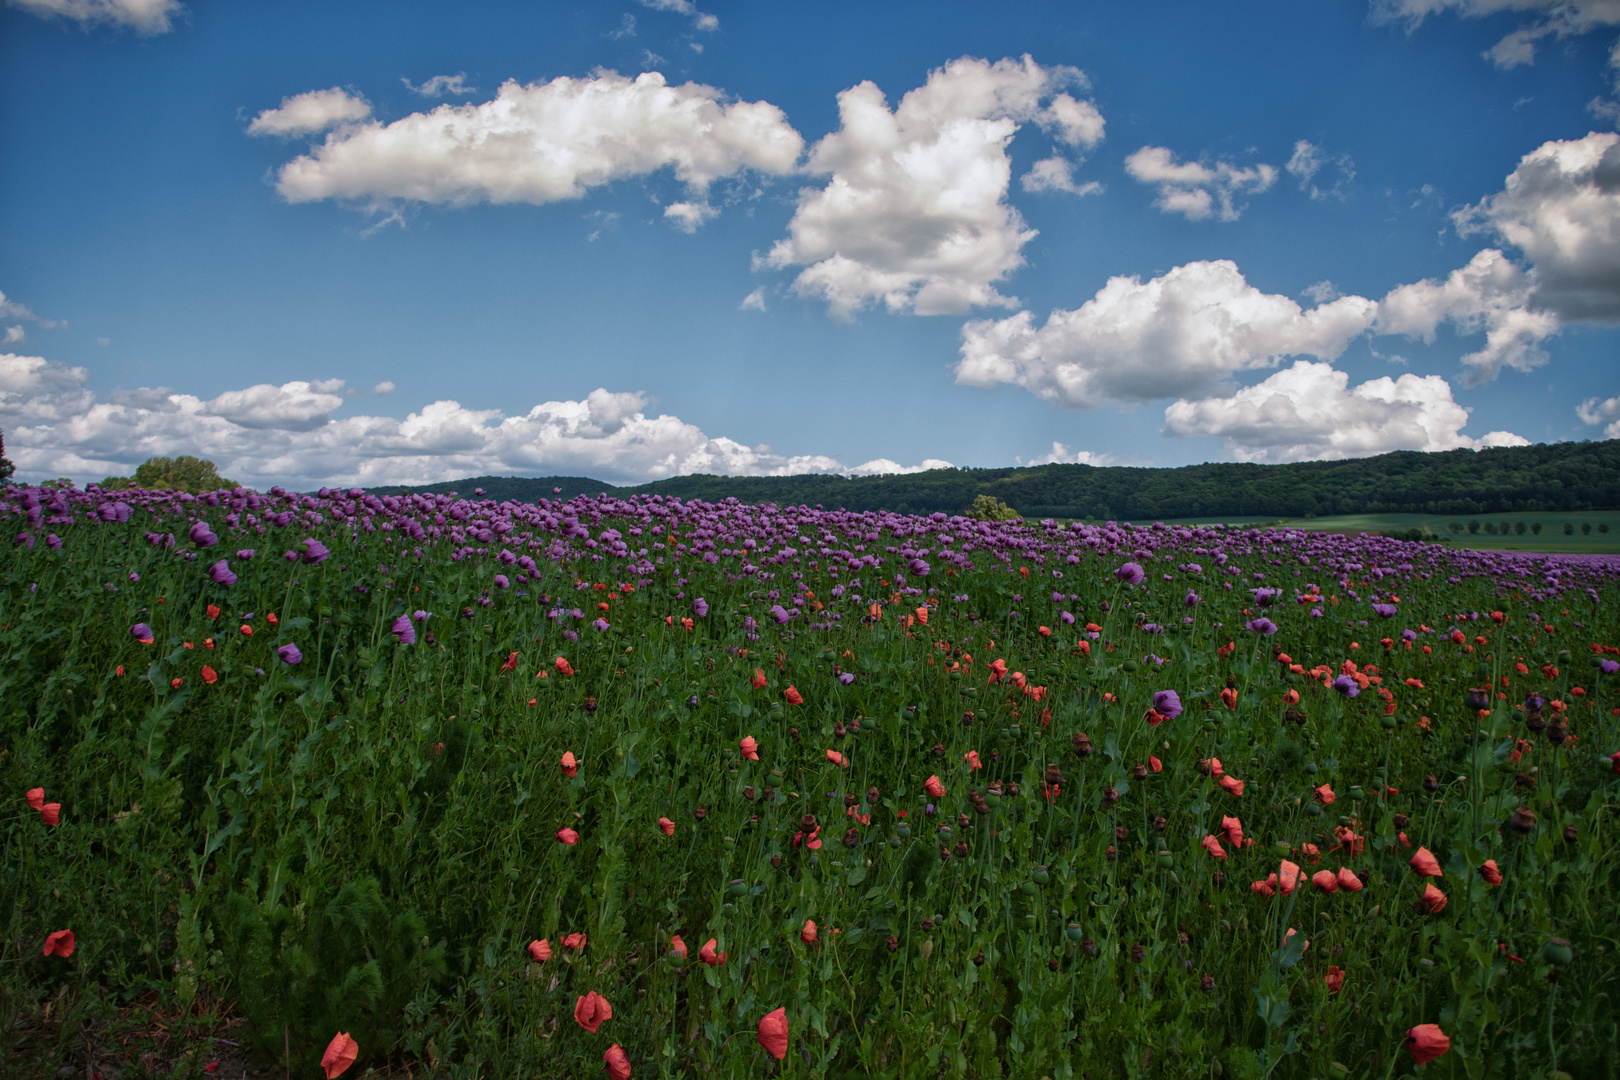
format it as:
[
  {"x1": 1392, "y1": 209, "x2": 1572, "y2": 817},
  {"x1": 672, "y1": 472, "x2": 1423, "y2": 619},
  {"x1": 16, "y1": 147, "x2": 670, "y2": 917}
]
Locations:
[{"x1": 102, "y1": 455, "x2": 236, "y2": 494}]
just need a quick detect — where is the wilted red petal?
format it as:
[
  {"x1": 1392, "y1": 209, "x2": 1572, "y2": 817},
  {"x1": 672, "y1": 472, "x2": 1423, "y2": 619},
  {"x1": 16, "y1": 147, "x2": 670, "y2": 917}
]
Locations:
[
  {"x1": 320, "y1": 1032, "x2": 358, "y2": 1079},
  {"x1": 757, "y1": 1007, "x2": 789, "y2": 1060},
  {"x1": 1479, "y1": 859, "x2": 1503, "y2": 886}
]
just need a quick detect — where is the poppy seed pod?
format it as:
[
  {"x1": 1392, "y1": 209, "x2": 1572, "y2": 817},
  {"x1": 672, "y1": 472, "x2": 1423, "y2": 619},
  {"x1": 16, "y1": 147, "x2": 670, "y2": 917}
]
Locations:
[
  {"x1": 1510, "y1": 806, "x2": 1537, "y2": 834},
  {"x1": 1546, "y1": 719, "x2": 1569, "y2": 745},
  {"x1": 1423, "y1": 773, "x2": 1440, "y2": 793},
  {"x1": 1464, "y1": 687, "x2": 1491, "y2": 712},
  {"x1": 1562, "y1": 824, "x2": 1579, "y2": 844},
  {"x1": 1103, "y1": 785, "x2": 1121, "y2": 806},
  {"x1": 694, "y1": 804, "x2": 707, "y2": 821},
  {"x1": 1133, "y1": 763, "x2": 1148, "y2": 781},
  {"x1": 1072, "y1": 732, "x2": 1094, "y2": 758}
]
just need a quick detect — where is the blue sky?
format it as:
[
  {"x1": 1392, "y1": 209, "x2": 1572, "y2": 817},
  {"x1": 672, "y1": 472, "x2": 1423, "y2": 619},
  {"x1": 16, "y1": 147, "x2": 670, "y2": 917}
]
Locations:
[{"x1": 3, "y1": 0, "x2": 1620, "y2": 488}]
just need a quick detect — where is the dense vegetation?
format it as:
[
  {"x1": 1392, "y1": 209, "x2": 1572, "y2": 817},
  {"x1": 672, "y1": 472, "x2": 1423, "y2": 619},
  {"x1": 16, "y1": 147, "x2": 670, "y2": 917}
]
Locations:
[
  {"x1": 390, "y1": 440, "x2": 1620, "y2": 521},
  {"x1": 4, "y1": 483, "x2": 1619, "y2": 1079}
]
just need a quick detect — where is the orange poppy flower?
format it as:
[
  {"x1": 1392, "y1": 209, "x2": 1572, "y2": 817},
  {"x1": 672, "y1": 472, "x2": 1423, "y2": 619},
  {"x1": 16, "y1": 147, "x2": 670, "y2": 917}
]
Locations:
[
  {"x1": 757, "y1": 1007, "x2": 789, "y2": 1060},
  {"x1": 1421, "y1": 881, "x2": 1447, "y2": 913},
  {"x1": 320, "y1": 1033, "x2": 358, "y2": 1079},
  {"x1": 1409, "y1": 847, "x2": 1443, "y2": 877},
  {"x1": 1219, "y1": 775, "x2": 1245, "y2": 797},
  {"x1": 1282, "y1": 688, "x2": 1299, "y2": 704},
  {"x1": 1219, "y1": 815, "x2": 1244, "y2": 847},
  {"x1": 669, "y1": 935, "x2": 687, "y2": 959},
  {"x1": 800, "y1": 919, "x2": 817, "y2": 945},
  {"x1": 201, "y1": 665, "x2": 217, "y2": 685},
  {"x1": 557, "y1": 827, "x2": 579, "y2": 845},
  {"x1": 963, "y1": 750, "x2": 981, "y2": 770},
  {"x1": 528, "y1": 939, "x2": 552, "y2": 962},
  {"x1": 1336, "y1": 867, "x2": 1364, "y2": 892},
  {"x1": 1405, "y1": 1023, "x2": 1450, "y2": 1064},
  {"x1": 1324, "y1": 966, "x2": 1344, "y2": 994},
  {"x1": 1479, "y1": 859, "x2": 1502, "y2": 886},
  {"x1": 826, "y1": 749, "x2": 848, "y2": 767},
  {"x1": 561, "y1": 932, "x2": 587, "y2": 951},
  {"x1": 751, "y1": 668, "x2": 768, "y2": 689},
  {"x1": 924, "y1": 775, "x2": 946, "y2": 798},
  {"x1": 1279, "y1": 860, "x2": 1301, "y2": 895},
  {"x1": 559, "y1": 751, "x2": 578, "y2": 778},
  {"x1": 740, "y1": 736, "x2": 760, "y2": 761},
  {"x1": 41, "y1": 803, "x2": 60, "y2": 826},
  {"x1": 26, "y1": 788, "x2": 44, "y2": 811},
  {"x1": 783, "y1": 686, "x2": 804, "y2": 705},
  {"x1": 604, "y1": 1044, "x2": 631, "y2": 1080},
  {"x1": 1311, "y1": 869, "x2": 1338, "y2": 894},
  {"x1": 657, "y1": 817, "x2": 675, "y2": 836},
  {"x1": 1220, "y1": 687, "x2": 1238, "y2": 710},
  {"x1": 699, "y1": 938, "x2": 726, "y2": 966},
  {"x1": 574, "y1": 991, "x2": 612, "y2": 1033},
  {"x1": 1200, "y1": 834, "x2": 1227, "y2": 859},
  {"x1": 1314, "y1": 783, "x2": 1335, "y2": 805}
]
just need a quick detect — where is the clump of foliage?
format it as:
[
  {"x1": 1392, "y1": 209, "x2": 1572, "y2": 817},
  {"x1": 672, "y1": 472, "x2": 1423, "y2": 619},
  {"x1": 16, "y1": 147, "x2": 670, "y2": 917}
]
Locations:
[
  {"x1": 102, "y1": 455, "x2": 236, "y2": 493},
  {"x1": 966, "y1": 493, "x2": 1020, "y2": 522}
]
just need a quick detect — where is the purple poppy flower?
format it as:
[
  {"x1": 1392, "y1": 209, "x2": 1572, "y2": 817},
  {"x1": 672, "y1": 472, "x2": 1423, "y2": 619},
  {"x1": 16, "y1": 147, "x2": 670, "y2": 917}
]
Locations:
[
  {"x1": 1602, "y1": 659, "x2": 1619, "y2": 675},
  {"x1": 1372, "y1": 603, "x2": 1397, "y2": 618},
  {"x1": 1250, "y1": 588, "x2": 1280, "y2": 606},
  {"x1": 236, "y1": 548, "x2": 254, "y2": 561},
  {"x1": 909, "y1": 558, "x2": 930, "y2": 577},
  {"x1": 1060, "y1": 610, "x2": 1075, "y2": 625},
  {"x1": 1332, "y1": 674, "x2": 1359, "y2": 698},
  {"x1": 130, "y1": 622, "x2": 154, "y2": 642},
  {"x1": 300, "y1": 538, "x2": 330, "y2": 564},
  {"x1": 1401, "y1": 628, "x2": 1417, "y2": 642},
  {"x1": 283, "y1": 549, "x2": 299, "y2": 562},
  {"x1": 593, "y1": 617, "x2": 610, "y2": 631},
  {"x1": 494, "y1": 574, "x2": 510, "y2": 589},
  {"x1": 188, "y1": 521, "x2": 218, "y2": 548},
  {"x1": 1525, "y1": 693, "x2": 1545, "y2": 712},
  {"x1": 45, "y1": 533, "x2": 61, "y2": 549},
  {"x1": 770, "y1": 604, "x2": 791, "y2": 624},
  {"x1": 277, "y1": 643, "x2": 303, "y2": 666},
  {"x1": 1152, "y1": 690, "x2": 1183, "y2": 719},
  {"x1": 412, "y1": 609, "x2": 430, "y2": 623},
  {"x1": 839, "y1": 672, "x2": 856, "y2": 685},
  {"x1": 1246, "y1": 617, "x2": 1278, "y2": 635},
  {"x1": 1184, "y1": 590, "x2": 1201, "y2": 608},
  {"x1": 390, "y1": 614, "x2": 416, "y2": 645},
  {"x1": 208, "y1": 559, "x2": 237, "y2": 585},
  {"x1": 692, "y1": 597, "x2": 709, "y2": 618},
  {"x1": 1114, "y1": 562, "x2": 1145, "y2": 585}
]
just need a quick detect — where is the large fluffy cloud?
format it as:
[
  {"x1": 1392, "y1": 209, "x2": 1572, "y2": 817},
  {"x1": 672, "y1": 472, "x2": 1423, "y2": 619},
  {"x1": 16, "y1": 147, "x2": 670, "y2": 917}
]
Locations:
[
  {"x1": 1162, "y1": 359, "x2": 1528, "y2": 462},
  {"x1": 1454, "y1": 132, "x2": 1620, "y2": 322},
  {"x1": 8, "y1": 0, "x2": 180, "y2": 34},
  {"x1": 761, "y1": 55, "x2": 1104, "y2": 318},
  {"x1": 1375, "y1": 247, "x2": 1560, "y2": 382},
  {"x1": 0, "y1": 354, "x2": 948, "y2": 487},
  {"x1": 248, "y1": 89, "x2": 373, "y2": 137},
  {"x1": 270, "y1": 70, "x2": 803, "y2": 221},
  {"x1": 955, "y1": 260, "x2": 1378, "y2": 408},
  {"x1": 1123, "y1": 146, "x2": 1277, "y2": 222}
]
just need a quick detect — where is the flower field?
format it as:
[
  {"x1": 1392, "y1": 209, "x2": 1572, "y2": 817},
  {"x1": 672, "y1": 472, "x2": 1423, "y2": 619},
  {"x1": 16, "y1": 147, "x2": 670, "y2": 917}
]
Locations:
[{"x1": 4, "y1": 483, "x2": 1619, "y2": 1079}]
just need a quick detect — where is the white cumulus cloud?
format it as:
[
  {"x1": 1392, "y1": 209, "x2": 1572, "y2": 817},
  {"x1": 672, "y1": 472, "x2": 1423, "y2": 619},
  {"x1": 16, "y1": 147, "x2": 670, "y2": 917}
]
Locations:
[
  {"x1": 0, "y1": 353, "x2": 947, "y2": 487},
  {"x1": 1577, "y1": 392, "x2": 1620, "y2": 435},
  {"x1": 1162, "y1": 359, "x2": 1527, "y2": 462},
  {"x1": 269, "y1": 70, "x2": 802, "y2": 223},
  {"x1": 1026, "y1": 441, "x2": 1115, "y2": 465},
  {"x1": 1124, "y1": 146, "x2": 1277, "y2": 222},
  {"x1": 1021, "y1": 156, "x2": 1102, "y2": 196},
  {"x1": 402, "y1": 73, "x2": 475, "y2": 98},
  {"x1": 1453, "y1": 131, "x2": 1620, "y2": 322},
  {"x1": 248, "y1": 88, "x2": 373, "y2": 137},
  {"x1": 1375, "y1": 247, "x2": 1559, "y2": 383},
  {"x1": 0, "y1": 289, "x2": 59, "y2": 328},
  {"x1": 762, "y1": 55, "x2": 1103, "y2": 318},
  {"x1": 636, "y1": 0, "x2": 718, "y2": 31},
  {"x1": 738, "y1": 287, "x2": 767, "y2": 312},
  {"x1": 8, "y1": 0, "x2": 181, "y2": 34},
  {"x1": 955, "y1": 260, "x2": 1378, "y2": 408}
]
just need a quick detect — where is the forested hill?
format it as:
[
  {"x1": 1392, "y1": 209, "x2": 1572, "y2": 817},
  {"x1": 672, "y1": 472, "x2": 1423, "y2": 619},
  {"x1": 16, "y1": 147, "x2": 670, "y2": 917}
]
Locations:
[{"x1": 385, "y1": 439, "x2": 1620, "y2": 519}]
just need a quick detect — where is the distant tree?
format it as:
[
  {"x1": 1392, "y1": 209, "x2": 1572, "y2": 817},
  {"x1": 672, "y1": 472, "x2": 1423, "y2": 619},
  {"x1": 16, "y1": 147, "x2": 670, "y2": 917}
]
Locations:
[
  {"x1": 1447, "y1": 522, "x2": 1464, "y2": 534},
  {"x1": 0, "y1": 429, "x2": 13, "y2": 485},
  {"x1": 1513, "y1": 521, "x2": 1527, "y2": 535},
  {"x1": 1601, "y1": 523, "x2": 1611, "y2": 534},
  {"x1": 1483, "y1": 522, "x2": 1497, "y2": 535},
  {"x1": 1532, "y1": 522, "x2": 1542, "y2": 535},
  {"x1": 1582, "y1": 522, "x2": 1592, "y2": 535},
  {"x1": 105, "y1": 455, "x2": 236, "y2": 494},
  {"x1": 967, "y1": 494, "x2": 1020, "y2": 522},
  {"x1": 1467, "y1": 519, "x2": 1480, "y2": 534},
  {"x1": 1565, "y1": 522, "x2": 1575, "y2": 535}
]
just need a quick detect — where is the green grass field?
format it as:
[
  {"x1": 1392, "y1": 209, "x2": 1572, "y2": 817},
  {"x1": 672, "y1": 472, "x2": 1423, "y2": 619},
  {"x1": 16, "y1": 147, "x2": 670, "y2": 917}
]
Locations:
[{"x1": 1119, "y1": 511, "x2": 1620, "y2": 553}]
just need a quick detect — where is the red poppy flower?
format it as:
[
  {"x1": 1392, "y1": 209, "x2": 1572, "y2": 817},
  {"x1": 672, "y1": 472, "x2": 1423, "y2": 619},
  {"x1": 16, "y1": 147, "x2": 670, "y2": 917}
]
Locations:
[
  {"x1": 1148, "y1": 755, "x2": 1162, "y2": 773},
  {"x1": 562, "y1": 932, "x2": 587, "y2": 951},
  {"x1": 1324, "y1": 966, "x2": 1344, "y2": 994},
  {"x1": 41, "y1": 803, "x2": 60, "y2": 826},
  {"x1": 206, "y1": 604, "x2": 220, "y2": 619},
  {"x1": 924, "y1": 775, "x2": 946, "y2": 798},
  {"x1": 1314, "y1": 783, "x2": 1335, "y2": 805},
  {"x1": 320, "y1": 1033, "x2": 358, "y2": 1079},
  {"x1": 1409, "y1": 847, "x2": 1443, "y2": 877},
  {"x1": 501, "y1": 651, "x2": 519, "y2": 672},
  {"x1": 751, "y1": 668, "x2": 768, "y2": 689},
  {"x1": 800, "y1": 919, "x2": 817, "y2": 945},
  {"x1": 1220, "y1": 687, "x2": 1238, "y2": 710},
  {"x1": 699, "y1": 938, "x2": 726, "y2": 967},
  {"x1": 560, "y1": 751, "x2": 578, "y2": 778},
  {"x1": 1200, "y1": 834, "x2": 1227, "y2": 859},
  {"x1": 1219, "y1": 775, "x2": 1245, "y2": 797},
  {"x1": 1279, "y1": 860, "x2": 1301, "y2": 895},
  {"x1": 1218, "y1": 815, "x2": 1243, "y2": 847},
  {"x1": 757, "y1": 1008, "x2": 789, "y2": 1060},
  {"x1": 1336, "y1": 867, "x2": 1363, "y2": 892},
  {"x1": 240, "y1": 624, "x2": 253, "y2": 637},
  {"x1": 604, "y1": 1044, "x2": 631, "y2": 1080},
  {"x1": 826, "y1": 749, "x2": 848, "y2": 768},
  {"x1": 1421, "y1": 881, "x2": 1447, "y2": 913},
  {"x1": 557, "y1": 827, "x2": 579, "y2": 845},
  {"x1": 1405, "y1": 1023, "x2": 1450, "y2": 1064},
  {"x1": 669, "y1": 935, "x2": 687, "y2": 959},
  {"x1": 42, "y1": 929, "x2": 74, "y2": 957},
  {"x1": 26, "y1": 788, "x2": 44, "y2": 811},
  {"x1": 783, "y1": 686, "x2": 804, "y2": 705},
  {"x1": 1282, "y1": 688, "x2": 1299, "y2": 704},
  {"x1": 574, "y1": 991, "x2": 612, "y2": 1033},
  {"x1": 658, "y1": 817, "x2": 675, "y2": 836},
  {"x1": 739, "y1": 736, "x2": 759, "y2": 761},
  {"x1": 1311, "y1": 869, "x2": 1338, "y2": 894},
  {"x1": 555, "y1": 656, "x2": 574, "y2": 677},
  {"x1": 963, "y1": 750, "x2": 981, "y2": 770},
  {"x1": 1479, "y1": 859, "x2": 1503, "y2": 886},
  {"x1": 1199, "y1": 757, "x2": 1224, "y2": 777},
  {"x1": 201, "y1": 665, "x2": 217, "y2": 685},
  {"x1": 528, "y1": 938, "x2": 552, "y2": 962}
]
